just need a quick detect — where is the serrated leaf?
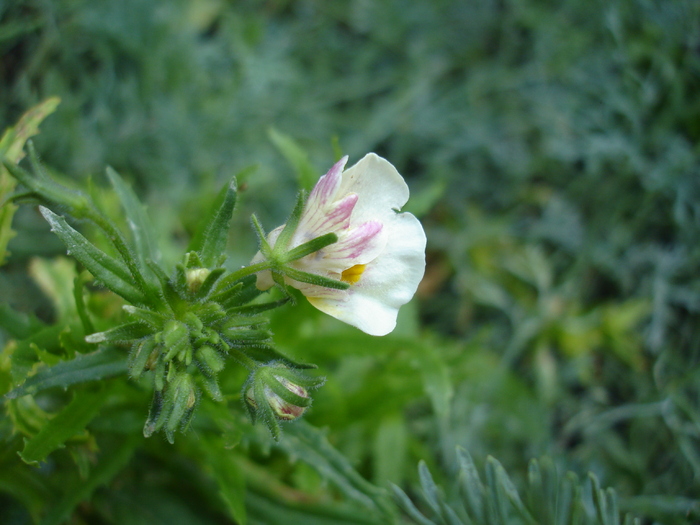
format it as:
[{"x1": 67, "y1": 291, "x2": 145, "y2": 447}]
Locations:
[
  {"x1": 0, "y1": 97, "x2": 60, "y2": 266},
  {"x1": 19, "y1": 389, "x2": 108, "y2": 465},
  {"x1": 6, "y1": 347, "x2": 128, "y2": 399},
  {"x1": 40, "y1": 207, "x2": 147, "y2": 305}
]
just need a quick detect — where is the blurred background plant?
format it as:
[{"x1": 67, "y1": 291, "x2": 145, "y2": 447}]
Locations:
[{"x1": 1, "y1": 0, "x2": 700, "y2": 523}]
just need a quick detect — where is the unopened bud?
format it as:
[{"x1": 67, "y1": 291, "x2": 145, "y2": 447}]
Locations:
[
  {"x1": 186, "y1": 268, "x2": 211, "y2": 293},
  {"x1": 246, "y1": 375, "x2": 309, "y2": 421}
]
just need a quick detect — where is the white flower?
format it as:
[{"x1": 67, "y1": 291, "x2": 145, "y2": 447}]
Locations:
[{"x1": 252, "y1": 153, "x2": 426, "y2": 336}]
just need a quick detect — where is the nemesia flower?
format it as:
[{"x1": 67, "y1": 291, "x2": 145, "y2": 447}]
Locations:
[{"x1": 252, "y1": 153, "x2": 426, "y2": 336}]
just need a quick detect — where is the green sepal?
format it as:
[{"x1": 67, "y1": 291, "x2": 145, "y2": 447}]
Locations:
[
  {"x1": 264, "y1": 375, "x2": 312, "y2": 408},
  {"x1": 40, "y1": 207, "x2": 148, "y2": 305},
  {"x1": 174, "y1": 264, "x2": 188, "y2": 294},
  {"x1": 250, "y1": 214, "x2": 271, "y2": 257},
  {"x1": 265, "y1": 365, "x2": 325, "y2": 390},
  {"x1": 122, "y1": 305, "x2": 167, "y2": 329},
  {"x1": 192, "y1": 302, "x2": 227, "y2": 325},
  {"x1": 164, "y1": 373, "x2": 198, "y2": 439},
  {"x1": 193, "y1": 267, "x2": 226, "y2": 299},
  {"x1": 283, "y1": 232, "x2": 338, "y2": 263},
  {"x1": 127, "y1": 337, "x2": 158, "y2": 380},
  {"x1": 222, "y1": 328, "x2": 272, "y2": 344},
  {"x1": 196, "y1": 176, "x2": 237, "y2": 268},
  {"x1": 251, "y1": 378, "x2": 281, "y2": 441},
  {"x1": 85, "y1": 322, "x2": 153, "y2": 344},
  {"x1": 161, "y1": 320, "x2": 190, "y2": 361},
  {"x1": 143, "y1": 391, "x2": 163, "y2": 437},
  {"x1": 154, "y1": 358, "x2": 167, "y2": 391},
  {"x1": 272, "y1": 191, "x2": 306, "y2": 253},
  {"x1": 225, "y1": 298, "x2": 290, "y2": 317},
  {"x1": 196, "y1": 345, "x2": 226, "y2": 374},
  {"x1": 5, "y1": 347, "x2": 128, "y2": 399},
  {"x1": 184, "y1": 251, "x2": 204, "y2": 269},
  {"x1": 221, "y1": 315, "x2": 268, "y2": 329},
  {"x1": 198, "y1": 374, "x2": 223, "y2": 402},
  {"x1": 282, "y1": 266, "x2": 350, "y2": 290}
]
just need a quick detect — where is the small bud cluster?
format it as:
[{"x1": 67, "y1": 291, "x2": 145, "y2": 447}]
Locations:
[{"x1": 85, "y1": 249, "x2": 294, "y2": 442}]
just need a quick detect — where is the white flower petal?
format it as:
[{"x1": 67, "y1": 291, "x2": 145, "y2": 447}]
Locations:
[
  {"x1": 307, "y1": 211, "x2": 426, "y2": 336},
  {"x1": 337, "y1": 153, "x2": 410, "y2": 226}
]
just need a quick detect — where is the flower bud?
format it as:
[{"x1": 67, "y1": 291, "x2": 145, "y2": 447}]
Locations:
[
  {"x1": 246, "y1": 375, "x2": 309, "y2": 421},
  {"x1": 186, "y1": 267, "x2": 211, "y2": 293}
]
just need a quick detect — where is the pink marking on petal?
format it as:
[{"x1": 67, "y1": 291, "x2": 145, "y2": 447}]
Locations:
[
  {"x1": 307, "y1": 156, "x2": 348, "y2": 209},
  {"x1": 326, "y1": 221, "x2": 384, "y2": 261},
  {"x1": 299, "y1": 193, "x2": 358, "y2": 238}
]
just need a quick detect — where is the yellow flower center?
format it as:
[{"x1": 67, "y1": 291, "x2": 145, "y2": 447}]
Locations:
[{"x1": 341, "y1": 264, "x2": 366, "y2": 284}]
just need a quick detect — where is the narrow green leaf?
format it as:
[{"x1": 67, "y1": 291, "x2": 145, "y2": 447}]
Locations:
[
  {"x1": 198, "y1": 177, "x2": 237, "y2": 267},
  {"x1": 281, "y1": 422, "x2": 396, "y2": 520},
  {"x1": 85, "y1": 322, "x2": 153, "y2": 344},
  {"x1": 122, "y1": 305, "x2": 167, "y2": 329},
  {"x1": 457, "y1": 448, "x2": 485, "y2": 523},
  {"x1": 418, "y1": 461, "x2": 443, "y2": 518},
  {"x1": 40, "y1": 207, "x2": 147, "y2": 305},
  {"x1": 391, "y1": 485, "x2": 436, "y2": 525},
  {"x1": 6, "y1": 347, "x2": 128, "y2": 399},
  {"x1": 268, "y1": 127, "x2": 318, "y2": 191},
  {"x1": 105, "y1": 166, "x2": 160, "y2": 270},
  {"x1": 492, "y1": 458, "x2": 537, "y2": 525},
  {"x1": 19, "y1": 389, "x2": 108, "y2": 465}
]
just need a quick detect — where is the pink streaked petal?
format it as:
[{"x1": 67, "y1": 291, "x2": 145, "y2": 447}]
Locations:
[
  {"x1": 321, "y1": 220, "x2": 386, "y2": 266},
  {"x1": 295, "y1": 193, "x2": 358, "y2": 242},
  {"x1": 305, "y1": 156, "x2": 348, "y2": 212}
]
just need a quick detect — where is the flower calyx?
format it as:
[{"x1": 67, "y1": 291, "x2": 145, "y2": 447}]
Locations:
[{"x1": 243, "y1": 361, "x2": 325, "y2": 441}]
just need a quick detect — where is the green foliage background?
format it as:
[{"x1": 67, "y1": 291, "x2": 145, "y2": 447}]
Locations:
[{"x1": 1, "y1": 0, "x2": 700, "y2": 524}]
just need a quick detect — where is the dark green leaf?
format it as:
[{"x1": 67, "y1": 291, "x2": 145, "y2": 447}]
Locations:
[
  {"x1": 197, "y1": 177, "x2": 237, "y2": 268},
  {"x1": 40, "y1": 207, "x2": 147, "y2": 305},
  {"x1": 106, "y1": 166, "x2": 160, "y2": 270},
  {"x1": 19, "y1": 389, "x2": 109, "y2": 465},
  {"x1": 6, "y1": 347, "x2": 128, "y2": 399}
]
